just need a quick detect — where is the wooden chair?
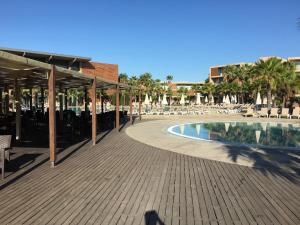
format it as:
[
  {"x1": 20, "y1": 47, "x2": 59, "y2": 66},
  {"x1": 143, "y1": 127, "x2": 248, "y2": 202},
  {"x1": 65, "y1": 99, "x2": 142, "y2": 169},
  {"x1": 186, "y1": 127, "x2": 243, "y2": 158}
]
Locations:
[{"x1": 0, "y1": 135, "x2": 12, "y2": 179}]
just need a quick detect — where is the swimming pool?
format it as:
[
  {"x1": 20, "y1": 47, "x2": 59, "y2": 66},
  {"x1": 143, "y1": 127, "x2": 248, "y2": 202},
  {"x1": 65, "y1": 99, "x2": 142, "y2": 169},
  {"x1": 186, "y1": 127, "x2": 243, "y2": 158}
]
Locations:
[{"x1": 168, "y1": 122, "x2": 300, "y2": 148}]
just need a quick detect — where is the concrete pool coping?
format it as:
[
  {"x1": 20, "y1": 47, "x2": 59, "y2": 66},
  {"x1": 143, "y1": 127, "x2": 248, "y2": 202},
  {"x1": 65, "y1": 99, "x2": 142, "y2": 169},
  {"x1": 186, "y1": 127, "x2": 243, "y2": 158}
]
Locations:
[{"x1": 126, "y1": 114, "x2": 300, "y2": 173}]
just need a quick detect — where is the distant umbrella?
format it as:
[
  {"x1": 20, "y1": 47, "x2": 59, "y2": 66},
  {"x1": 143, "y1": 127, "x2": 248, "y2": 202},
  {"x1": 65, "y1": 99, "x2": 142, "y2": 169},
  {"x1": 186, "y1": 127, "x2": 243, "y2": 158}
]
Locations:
[
  {"x1": 149, "y1": 96, "x2": 152, "y2": 103},
  {"x1": 222, "y1": 95, "x2": 226, "y2": 103},
  {"x1": 196, "y1": 93, "x2": 201, "y2": 105},
  {"x1": 256, "y1": 92, "x2": 262, "y2": 105},
  {"x1": 162, "y1": 94, "x2": 168, "y2": 105},
  {"x1": 180, "y1": 94, "x2": 185, "y2": 105},
  {"x1": 144, "y1": 93, "x2": 150, "y2": 105},
  {"x1": 205, "y1": 96, "x2": 208, "y2": 103},
  {"x1": 226, "y1": 95, "x2": 230, "y2": 104}
]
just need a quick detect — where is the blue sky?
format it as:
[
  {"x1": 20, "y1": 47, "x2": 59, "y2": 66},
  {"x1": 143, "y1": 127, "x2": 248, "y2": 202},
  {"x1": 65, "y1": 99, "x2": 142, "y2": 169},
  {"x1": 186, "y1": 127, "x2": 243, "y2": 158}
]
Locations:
[{"x1": 0, "y1": 0, "x2": 299, "y2": 82}]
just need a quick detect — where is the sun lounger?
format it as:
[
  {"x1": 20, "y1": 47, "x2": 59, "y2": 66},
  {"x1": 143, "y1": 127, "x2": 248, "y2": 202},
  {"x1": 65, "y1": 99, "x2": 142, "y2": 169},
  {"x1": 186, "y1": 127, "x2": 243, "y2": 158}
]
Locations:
[
  {"x1": 269, "y1": 108, "x2": 279, "y2": 118},
  {"x1": 243, "y1": 108, "x2": 254, "y2": 117},
  {"x1": 280, "y1": 108, "x2": 291, "y2": 119},
  {"x1": 0, "y1": 135, "x2": 12, "y2": 179},
  {"x1": 257, "y1": 108, "x2": 269, "y2": 117},
  {"x1": 291, "y1": 107, "x2": 300, "y2": 119}
]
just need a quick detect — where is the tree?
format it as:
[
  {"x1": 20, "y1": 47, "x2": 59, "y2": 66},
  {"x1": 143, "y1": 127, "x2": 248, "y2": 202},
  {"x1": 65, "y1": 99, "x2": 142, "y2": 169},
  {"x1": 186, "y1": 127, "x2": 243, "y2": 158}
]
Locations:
[
  {"x1": 276, "y1": 61, "x2": 298, "y2": 107},
  {"x1": 255, "y1": 57, "x2": 283, "y2": 109},
  {"x1": 201, "y1": 82, "x2": 215, "y2": 102},
  {"x1": 166, "y1": 75, "x2": 173, "y2": 83}
]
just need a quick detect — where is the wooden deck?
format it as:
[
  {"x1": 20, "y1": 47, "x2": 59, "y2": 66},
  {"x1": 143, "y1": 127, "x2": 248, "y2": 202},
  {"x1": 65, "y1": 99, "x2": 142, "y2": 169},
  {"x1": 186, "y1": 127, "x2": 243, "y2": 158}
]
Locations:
[{"x1": 0, "y1": 126, "x2": 299, "y2": 225}]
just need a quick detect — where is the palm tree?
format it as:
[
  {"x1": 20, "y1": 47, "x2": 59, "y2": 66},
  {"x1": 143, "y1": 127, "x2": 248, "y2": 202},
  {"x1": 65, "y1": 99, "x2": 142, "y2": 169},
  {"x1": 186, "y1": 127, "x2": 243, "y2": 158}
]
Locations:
[
  {"x1": 166, "y1": 75, "x2": 173, "y2": 83},
  {"x1": 276, "y1": 61, "x2": 298, "y2": 107},
  {"x1": 201, "y1": 82, "x2": 215, "y2": 102},
  {"x1": 119, "y1": 73, "x2": 129, "y2": 106},
  {"x1": 255, "y1": 57, "x2": 283, "y2": 109}
]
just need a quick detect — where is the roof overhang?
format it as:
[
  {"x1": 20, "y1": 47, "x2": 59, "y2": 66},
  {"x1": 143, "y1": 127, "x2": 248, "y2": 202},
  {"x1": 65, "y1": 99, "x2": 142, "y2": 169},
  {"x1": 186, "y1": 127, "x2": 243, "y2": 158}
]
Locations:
[{"x1": 0, "y1": 50, "x2": 127, "y2": 90}]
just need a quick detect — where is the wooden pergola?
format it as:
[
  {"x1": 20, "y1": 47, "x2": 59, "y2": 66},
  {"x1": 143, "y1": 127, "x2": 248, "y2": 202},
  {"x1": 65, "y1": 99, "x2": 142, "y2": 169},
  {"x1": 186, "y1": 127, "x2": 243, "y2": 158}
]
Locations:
[{"x1": 0, "y1": 50, "x2": 138, "y2": 168}]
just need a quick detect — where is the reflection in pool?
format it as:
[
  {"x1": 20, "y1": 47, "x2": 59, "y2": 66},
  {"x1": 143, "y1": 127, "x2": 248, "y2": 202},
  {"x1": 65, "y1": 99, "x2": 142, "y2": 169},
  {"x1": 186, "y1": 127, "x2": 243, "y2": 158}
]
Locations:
[{"x1": 168, "y1": 122, "x2": 300, "y2": 148}]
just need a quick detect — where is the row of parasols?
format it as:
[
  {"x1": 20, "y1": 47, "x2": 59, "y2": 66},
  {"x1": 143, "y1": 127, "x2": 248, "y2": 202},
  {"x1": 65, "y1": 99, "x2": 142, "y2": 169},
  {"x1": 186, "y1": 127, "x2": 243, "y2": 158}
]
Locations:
[{"x1": 143, "y1": 93, "x2": 239, "y2": 105}]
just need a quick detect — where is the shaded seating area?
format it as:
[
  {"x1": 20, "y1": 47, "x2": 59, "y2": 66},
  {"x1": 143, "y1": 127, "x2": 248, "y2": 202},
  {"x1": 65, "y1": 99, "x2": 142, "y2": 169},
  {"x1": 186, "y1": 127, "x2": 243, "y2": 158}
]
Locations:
[{"x1": 0, "y1": 49, "x2": 136, "y2": 179}]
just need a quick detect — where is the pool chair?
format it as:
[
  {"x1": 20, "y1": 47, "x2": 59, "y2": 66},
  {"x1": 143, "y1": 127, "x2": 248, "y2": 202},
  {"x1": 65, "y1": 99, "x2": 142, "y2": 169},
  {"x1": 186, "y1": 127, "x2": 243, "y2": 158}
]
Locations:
[
  {"x1": 280, "y1": 108, "x2": 291, "y2": 119},
  {"x1": 242, "y1": 108, "x2": 254, "y2": 117},
  {"x1": 0, "y1": 135, "x2": 12, "y2": 179},
  {"x1": 291, "y1": 107, "x2": 300, "y2": 119},
  {"x1": 269, "y1": 108, "x2": 279, "y2": 118},
  {"x1": 257, "y1": 107, "x2": 269, "y2": 117}
]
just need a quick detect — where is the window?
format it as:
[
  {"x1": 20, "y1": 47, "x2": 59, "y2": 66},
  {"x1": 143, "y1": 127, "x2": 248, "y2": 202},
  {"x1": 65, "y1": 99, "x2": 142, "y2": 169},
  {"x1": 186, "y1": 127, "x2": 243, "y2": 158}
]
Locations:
[{"x1": 218, "y1": 68, "x2": 222, "y2": 76}]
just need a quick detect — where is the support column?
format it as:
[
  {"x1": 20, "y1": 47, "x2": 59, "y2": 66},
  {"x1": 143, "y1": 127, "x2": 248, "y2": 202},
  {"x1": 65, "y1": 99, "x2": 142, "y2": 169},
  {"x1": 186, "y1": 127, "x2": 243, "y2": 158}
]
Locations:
[
  {"x1": 138, "y1": 92, "x2": 142, "y2": 121},
  {"x1": 29, "y1": 88, "x2": 33, "y2": 111},
  {"x1": 15, "y1": 79, "x2": 21, "y2": 140},
  {"x1": 59, "y1": 91, "x2": 63, "y2": 121},
  {"x1": 0, "y1": 89, "x2": 2, "y2": 114},
  {"x1": 64, "y1": 89, "x2": 68, "y2": 110},
  {"x1": 41, "y1": 87, "x2": 45, "y2": 114},
  {"x1": 129, "y1": 90, "x2": 133, "y2": 123},
  {"x1": 48, "y1": 65, "x2": 56, "y2": 167},
  {"x1": 4, "y1": 85, "x2": 9, "y2": 114},
  {"x1": 101, "y1": 90, "x2": 104, "y2": 114},
  {"x1": 116, "y1": 85, "x2": 120, "y2": 130},
  {"x1": 91, "y1": 78, "x2": 97, "y2": 145},
  {"x1": 84, "y1": 88, "x2": 88, "y2": 112}
]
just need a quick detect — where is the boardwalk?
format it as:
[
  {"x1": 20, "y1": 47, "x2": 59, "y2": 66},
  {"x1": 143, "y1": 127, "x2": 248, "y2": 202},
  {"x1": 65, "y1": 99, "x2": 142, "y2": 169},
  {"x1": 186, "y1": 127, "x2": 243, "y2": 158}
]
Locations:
[{"x1": 0, "y1": 127, "x2": 299, "y2": 225}]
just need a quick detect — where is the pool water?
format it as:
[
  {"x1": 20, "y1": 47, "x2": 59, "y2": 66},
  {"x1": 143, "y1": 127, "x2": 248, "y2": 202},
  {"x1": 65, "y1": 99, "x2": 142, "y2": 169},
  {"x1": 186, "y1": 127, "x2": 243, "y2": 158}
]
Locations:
[{"x1": 168, "y1": 122, "x2": 300, "y2": 148}]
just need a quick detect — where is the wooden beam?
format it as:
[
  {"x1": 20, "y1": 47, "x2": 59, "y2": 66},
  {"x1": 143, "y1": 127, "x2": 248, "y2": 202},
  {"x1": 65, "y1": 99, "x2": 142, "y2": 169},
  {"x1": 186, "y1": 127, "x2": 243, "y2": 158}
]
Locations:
[
  {"x1": 91, "y1": 78, "x2": 97, "y2": 145},
  {"x1": 41, "y1": 87, "x2": 44, "y2": 114},
  {"x1": 15, "y1": 78, "x2": 21, "y2": 140},
  {"x1": 4, "y1": 85, "x2": 9, "y2": 114},
  {"x1": 101, "y1": 90, "x2": 104, "y2": 114},
  {"x1": 64, "y1": 89, "x2": 68, "y2": 110},
  {"x1": 84, "y1": 88, "x2": 88, "y2": 112},
  {"x1": 116, "y1": 85, "x2": 120, "y2": 131},
  {"x1": 59, "y1": 91, "x2": 63, "y2": 121},
  {"x1": 48, "y1": 65, "x2": 56, "y2": 167},
  {"x1": 29, "y1": 88, "x2": 33, "y2": 111},
  {"x1": 129, "y1": 90, "x2": 133, "y2": 123},
  {"x1": 0, "y1": 88, "x2": 2, "y2": 114},
  {"x1": 139, "y1": 92, "x2": 142, "y2": 121}
]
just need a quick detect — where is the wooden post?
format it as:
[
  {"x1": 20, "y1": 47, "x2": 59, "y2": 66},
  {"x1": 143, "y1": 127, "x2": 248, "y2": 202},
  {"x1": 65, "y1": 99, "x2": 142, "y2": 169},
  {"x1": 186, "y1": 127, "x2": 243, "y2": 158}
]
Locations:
[
  {"x1": 29, "y1": 88, "x2": 33, "y2": 111},
  {"x1": 138, "y1": 92, "x2": 142, "y2": 121},
  {"x1": 91, "y1": 78, "x2": 97, "y2": 145},
  {"x1": 116, "y1": 85, "x2": 120, "y2": 130},
  {"x1": 129, "y1": 90, "x2": 133, "y2": 123},
  {"x1": 48, "y1": 65, "x2": 56, "y2": 167},
  {"x1": 84, "y1": 88, "x2": 88, "y2": 112},
  {"x1": 4, "y1": 85, "x2": 9, "y2": 114},
  {"x1": 15, "y1": 79, "x2": 21, "y2": 140},
  {"x1": 41, "y1": 87, "x2": 45, "y2": 114},
  {"x1": 64, "y1": 89, "x2": 68, "y2": 110},
  {"x1": 101, "y1": 90, "x2": 104, "y2": 114},
  {"x1": 0, "y1": 89, "x2": 2, "y2": 114},
  {"x1": 59, "y1": 91, "x2": 63, "y2": 121}
]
